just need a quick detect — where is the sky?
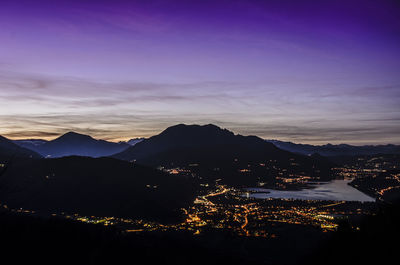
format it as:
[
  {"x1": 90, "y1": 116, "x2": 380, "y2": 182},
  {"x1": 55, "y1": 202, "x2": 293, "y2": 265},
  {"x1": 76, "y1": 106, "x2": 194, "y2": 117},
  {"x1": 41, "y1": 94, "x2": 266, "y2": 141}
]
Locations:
[{"x1": 0, "y1": 0, "x2": 399, "y2": 144}]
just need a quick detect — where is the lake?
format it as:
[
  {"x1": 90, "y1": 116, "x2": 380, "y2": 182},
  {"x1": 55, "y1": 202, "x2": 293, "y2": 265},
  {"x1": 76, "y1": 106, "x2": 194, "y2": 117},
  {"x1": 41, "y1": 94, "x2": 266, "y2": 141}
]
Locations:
[{"x1": 244, "y1": 179, "x2": 375, "y2": 202}]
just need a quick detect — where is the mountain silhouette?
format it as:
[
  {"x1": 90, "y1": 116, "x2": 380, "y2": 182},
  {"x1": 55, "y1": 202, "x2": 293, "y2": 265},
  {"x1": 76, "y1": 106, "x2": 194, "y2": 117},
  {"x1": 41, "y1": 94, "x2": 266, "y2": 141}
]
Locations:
[
  {"x1": 126, "y1": 138, "x2": 145, "y2": 146},
  {"x1": 13, "y1": 139, "x2": 48, "y2": 151},
  {"x1": 113, "y1": 124, "x2": 267, "y2": 160},
  {"x1": 266, "y1": 140, "x2": 400, "y2": 156},
  {"x1": 0, "y1": 135, "x2": 42, "y2": 159},
  {"x1": 113, "y1": 124, "x2": 334, "y2": 184},
  {"x1": 18, "y1": 132, "x2": 130, "y2": 158}
]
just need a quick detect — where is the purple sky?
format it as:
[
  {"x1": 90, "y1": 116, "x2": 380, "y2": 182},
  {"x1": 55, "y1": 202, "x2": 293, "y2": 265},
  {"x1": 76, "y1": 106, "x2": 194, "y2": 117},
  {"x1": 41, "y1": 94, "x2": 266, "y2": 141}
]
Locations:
[{"x1": 0, "y1": 0, "x2": 399, "y2": 144}]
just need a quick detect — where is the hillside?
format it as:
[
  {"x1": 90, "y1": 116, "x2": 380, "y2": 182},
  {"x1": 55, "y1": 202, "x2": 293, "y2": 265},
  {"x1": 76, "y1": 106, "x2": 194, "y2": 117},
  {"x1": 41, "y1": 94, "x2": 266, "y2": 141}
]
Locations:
[{"x1": 0, "y1": 156, "x2": 195, "y2": 222}]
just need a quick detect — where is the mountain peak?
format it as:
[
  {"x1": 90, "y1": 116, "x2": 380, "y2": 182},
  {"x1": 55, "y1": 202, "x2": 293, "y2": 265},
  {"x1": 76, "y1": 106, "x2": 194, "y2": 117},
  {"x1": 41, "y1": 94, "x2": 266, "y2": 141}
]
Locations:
[
  {"x1": 161, "y1": 123, "x2": 232, "y2": 136},
  {"x1": 57, "y1": 131, "x2": 94, "y2": 141},
  {"x1": 29, "y1": 131, "x2": 129, "y2": 158},
  {"x1": 63, "y1": 131, "x2": 90, "y2": 137},
  {"x1": 112, "y1": 123, "x2": 272, "y2": 162}
]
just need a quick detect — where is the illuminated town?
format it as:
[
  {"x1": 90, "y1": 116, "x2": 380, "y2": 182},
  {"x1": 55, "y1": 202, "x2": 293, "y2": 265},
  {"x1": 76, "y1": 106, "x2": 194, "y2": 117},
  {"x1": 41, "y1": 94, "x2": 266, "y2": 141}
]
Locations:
[{"x1": 3, "y1": 164, "x2": 391, "y2": 238}]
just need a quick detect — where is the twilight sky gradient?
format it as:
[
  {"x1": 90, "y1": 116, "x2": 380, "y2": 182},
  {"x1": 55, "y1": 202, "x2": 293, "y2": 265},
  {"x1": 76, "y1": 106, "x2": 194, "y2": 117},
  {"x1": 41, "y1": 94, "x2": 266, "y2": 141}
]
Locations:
[{"x1": 0, "y1": 0, "x2": 399, "y2": 144}]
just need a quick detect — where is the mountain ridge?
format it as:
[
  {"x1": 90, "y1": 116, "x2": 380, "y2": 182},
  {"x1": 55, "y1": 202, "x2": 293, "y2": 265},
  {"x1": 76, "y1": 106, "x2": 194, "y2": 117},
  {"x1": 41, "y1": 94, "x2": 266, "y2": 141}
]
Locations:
[
  {"x1": 0, "y1": 135, "x2": 42, "y2": 159},
  {"x1": 14, "y1": 132, "x2": 129, "y2": 158},
  {"x1": 267, "y1": 140, "x2": 400, "y2": 156}
]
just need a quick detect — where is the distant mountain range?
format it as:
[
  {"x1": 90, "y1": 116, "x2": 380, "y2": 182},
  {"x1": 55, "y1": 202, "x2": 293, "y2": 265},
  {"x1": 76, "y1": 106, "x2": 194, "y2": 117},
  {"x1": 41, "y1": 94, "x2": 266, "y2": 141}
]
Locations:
[
  {"x1": 0, "y1": 135, "x2": 42, "y2": 159},
  {"x1": 125, "y1": 138, "x2": 145, "y2": 146},
  {"x1": 266, "y1": 140, "x2": 400, "y2": 157},
  {"x1": 13, "y1": 139, "x2": 48, "y2": 148},
  {"x1": 13, "y1": 132, "x2": 130, "y2": 158},
  {"x1": 5, "y1": 128, "x2": 400, "y2": 160}
]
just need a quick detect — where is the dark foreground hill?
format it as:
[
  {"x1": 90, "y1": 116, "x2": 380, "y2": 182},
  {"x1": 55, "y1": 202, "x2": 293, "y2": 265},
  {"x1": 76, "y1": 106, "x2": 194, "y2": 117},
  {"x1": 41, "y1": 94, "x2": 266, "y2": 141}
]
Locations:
[
  {"x1": 14, "y1": 132, "x2": 129, "y2": 158},
  {"x1": 0, "y1": 209, "x2": 328, "y2": 265},
  {"x1": 0, "y1": 156, "x2": 195, "y2": 222},
  {"x1": 113, "y1": 124, "x2": 335, "y2": 185},
  {"x1": 0, "y1": 135, "x2": 42, "y2": 160},
  {"x1": 305, "y1": 200, "x2": 400, "y2": 265}
]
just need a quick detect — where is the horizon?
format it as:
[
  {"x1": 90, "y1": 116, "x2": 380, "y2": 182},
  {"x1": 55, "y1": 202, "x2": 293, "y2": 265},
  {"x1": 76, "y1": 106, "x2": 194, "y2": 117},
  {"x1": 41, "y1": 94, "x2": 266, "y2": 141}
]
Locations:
[
  {"x1": 1, "y1": 0, "x2": 399, "y2": 145},
  {"x1": 3, "y1": 123, "x2": 400, "y2": 147}
]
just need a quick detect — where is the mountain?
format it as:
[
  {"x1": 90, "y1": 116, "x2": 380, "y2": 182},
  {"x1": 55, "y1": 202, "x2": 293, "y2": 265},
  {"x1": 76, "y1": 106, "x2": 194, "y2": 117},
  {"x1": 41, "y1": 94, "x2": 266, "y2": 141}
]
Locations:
[
  {"x1": 127, "y1": 137, "x2": 145, "y2": 146},
  {"x1": 113, "y1": 124, "x2": 335, "y2": 185},
  {"x1": 0, "y1": 135, "x2": 42, "y2": 160},
  {"x1": 0, "y1": 156, "x2": 195, "y2": 222},
  {"x1": 18, "y1": 132, "x2": 130, "y2": 158},
  {"x1": 12, "y1": 139, "x2": 48, "y2": 146},
  {"x1": 13, "y1": 139, "x2": 48, "y2": 151},
  {"x1": 118, "y1": 138, "x2": 145, "y2": 146},
  {"x1": 267, "y1": 140, "x2": 400, "y2": 157}
]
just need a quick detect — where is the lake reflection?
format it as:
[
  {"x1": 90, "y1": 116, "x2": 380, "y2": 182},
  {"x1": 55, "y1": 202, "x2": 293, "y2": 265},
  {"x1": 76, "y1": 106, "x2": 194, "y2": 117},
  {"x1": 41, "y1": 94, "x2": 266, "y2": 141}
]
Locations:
[{"x1": 245, "y1": 179, "x2": 375, "y2": 202}]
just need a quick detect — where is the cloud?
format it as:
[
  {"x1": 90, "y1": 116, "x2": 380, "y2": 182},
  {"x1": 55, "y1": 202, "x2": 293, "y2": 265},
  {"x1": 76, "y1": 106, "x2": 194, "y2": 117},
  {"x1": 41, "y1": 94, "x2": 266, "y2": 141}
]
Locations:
[
  {"x1": 3, "y1": 131, "x2": 61, "y2": 138},
  {"x1": 0, "y1": 70, "x2": 399, "y2": 144},
  {"x1": 0, "y1": 70, "x2": 246, "y2": 116},
  {"x1": 220, "y1": 122, "x2": 400, "y2": 145}
]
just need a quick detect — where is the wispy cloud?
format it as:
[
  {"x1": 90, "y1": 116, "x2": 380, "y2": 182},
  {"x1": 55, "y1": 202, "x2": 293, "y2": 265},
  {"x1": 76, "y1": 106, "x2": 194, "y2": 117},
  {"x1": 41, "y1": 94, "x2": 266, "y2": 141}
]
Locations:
[{"x1": 0, "y1": 68, "x2": 399, "y2": 144}]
